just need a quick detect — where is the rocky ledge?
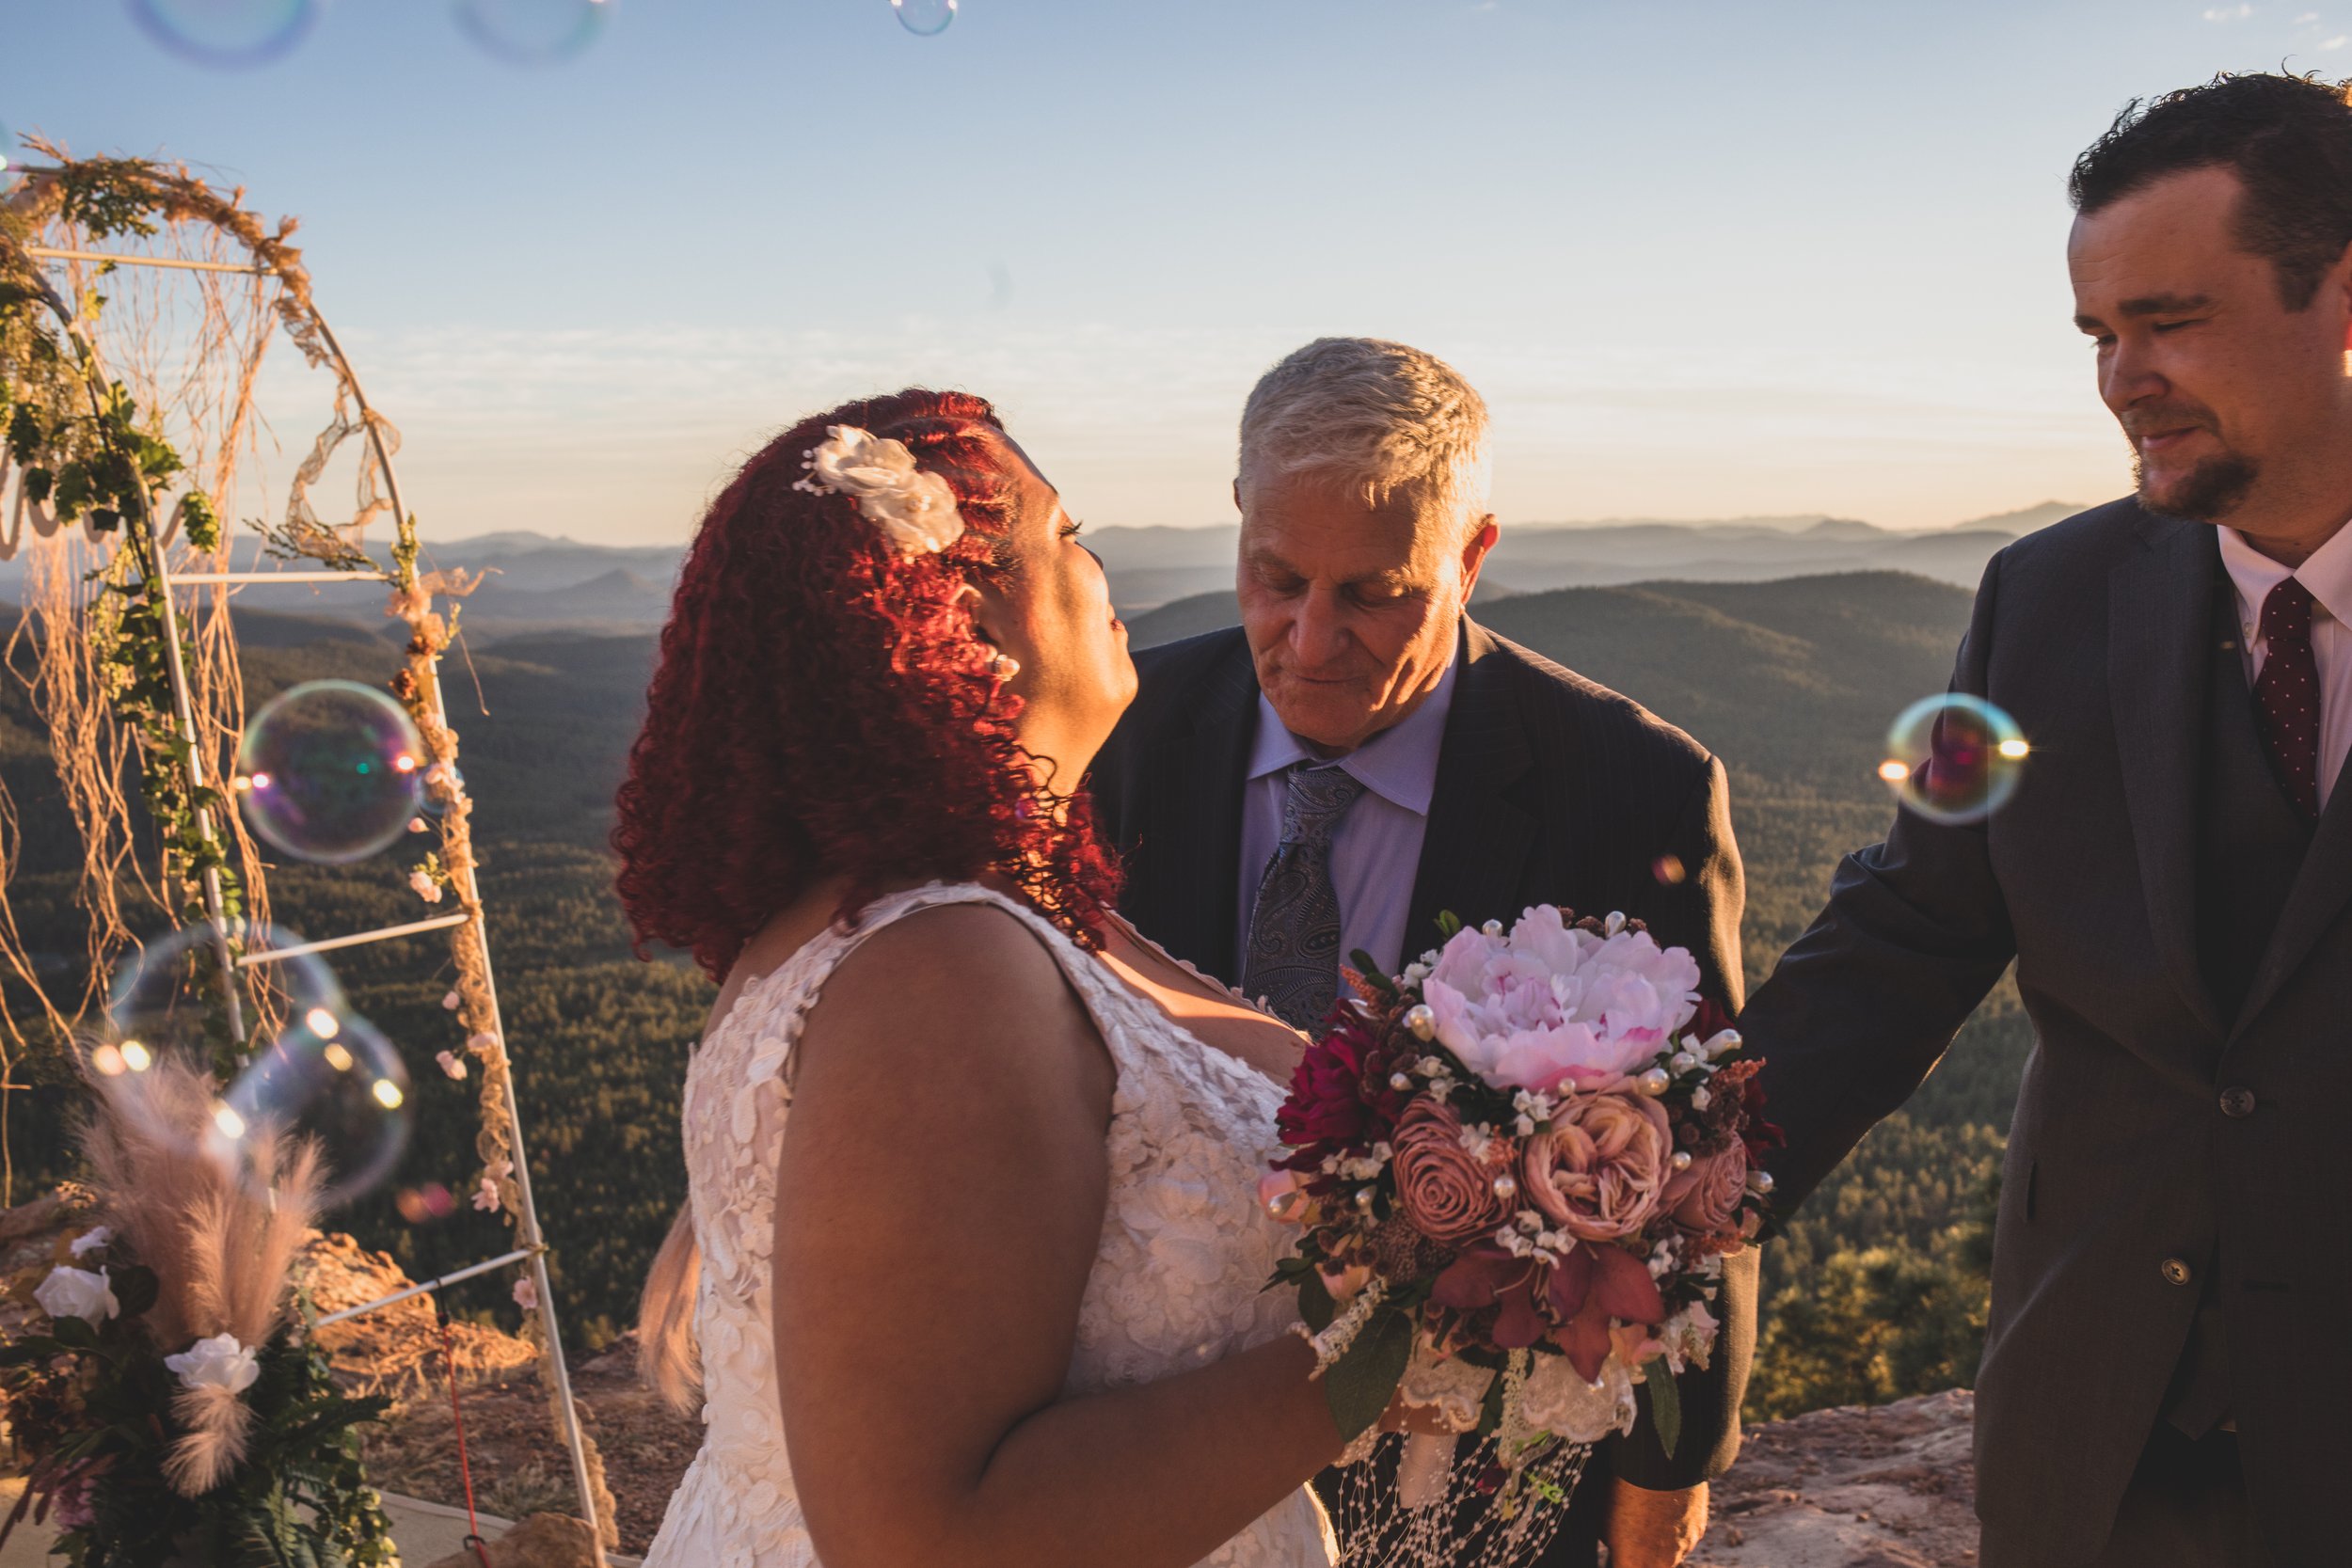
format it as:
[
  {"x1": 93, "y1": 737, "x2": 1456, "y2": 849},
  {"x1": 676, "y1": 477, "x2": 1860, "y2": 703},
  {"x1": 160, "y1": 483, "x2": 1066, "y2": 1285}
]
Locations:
[{"x1": 1694, "y1": 1389, "x2": 1979, "y2": 1568}]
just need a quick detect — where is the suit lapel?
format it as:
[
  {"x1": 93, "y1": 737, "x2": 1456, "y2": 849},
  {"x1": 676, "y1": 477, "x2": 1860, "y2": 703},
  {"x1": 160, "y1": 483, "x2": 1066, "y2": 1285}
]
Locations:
[
  {"x1": 1404, "y1": 621, "x2": 1538, "y2": 964},
  {"x1": 1129, "y1": 633, "x2": 1259, "y2": 978},
  {"x1": 2107, "y1": 513, "x2": 2228, "y2": 1038},
  {"x1": 2233, "y1": 751, "x2": 2352, "y2": 1037}
]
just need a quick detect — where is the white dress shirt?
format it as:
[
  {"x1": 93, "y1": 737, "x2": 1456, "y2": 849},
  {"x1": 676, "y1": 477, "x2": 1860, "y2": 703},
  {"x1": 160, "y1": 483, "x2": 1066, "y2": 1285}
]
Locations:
[
  {"x1": 1235, "y1": 647, "x2": 1460, "y2": 980},
  {"x1": 2217, "y1": 521, "x2": 2352, "y2": 812}
]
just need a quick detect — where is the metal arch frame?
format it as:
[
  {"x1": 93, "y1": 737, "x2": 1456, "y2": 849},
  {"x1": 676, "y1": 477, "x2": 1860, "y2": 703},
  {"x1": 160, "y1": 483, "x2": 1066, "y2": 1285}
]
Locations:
[{"x1": 10, "y1": 243, "x2": 610, "y2": 1564}]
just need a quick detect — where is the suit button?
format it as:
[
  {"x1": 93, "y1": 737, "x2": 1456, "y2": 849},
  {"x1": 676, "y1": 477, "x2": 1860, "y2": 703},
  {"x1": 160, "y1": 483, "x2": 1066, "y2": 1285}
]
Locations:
[
  {"x1": 2219, "y1": 1086, "x2": 2257, "y2": 1118},
  {"x1": 2161, "y1": 1257, "x2": 2195, "y2": 1287}
]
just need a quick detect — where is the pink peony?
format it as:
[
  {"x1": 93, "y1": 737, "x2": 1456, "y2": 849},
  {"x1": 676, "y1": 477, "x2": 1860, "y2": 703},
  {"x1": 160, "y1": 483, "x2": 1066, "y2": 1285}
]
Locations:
[
  {"x1": 1422, "y1": 907, "x2": 1701, "y2": 1094},
  {"x1": 1663, "y1": 1144, "x2": 1748, "y2": 1237},
  {"x1": 1391, "y1": 1101, "x2": 1512, "y2": 1247},
  {"x1": 1521, "y1": 1090, "x2": 1675, "y2": 1242}
]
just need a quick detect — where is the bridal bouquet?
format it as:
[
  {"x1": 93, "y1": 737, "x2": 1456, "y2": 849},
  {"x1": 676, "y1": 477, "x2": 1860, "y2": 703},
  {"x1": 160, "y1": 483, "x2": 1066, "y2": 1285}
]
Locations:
[{"x1": 1262, "y1": 906, "x2": 1775, "y2": 1513}]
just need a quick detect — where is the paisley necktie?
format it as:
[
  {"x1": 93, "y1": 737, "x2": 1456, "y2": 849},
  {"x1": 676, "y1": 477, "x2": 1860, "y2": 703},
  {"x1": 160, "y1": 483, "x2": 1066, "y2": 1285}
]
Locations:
[{"x1": 1241, "y1": 762, "x2": 1368, "y2": 1029}]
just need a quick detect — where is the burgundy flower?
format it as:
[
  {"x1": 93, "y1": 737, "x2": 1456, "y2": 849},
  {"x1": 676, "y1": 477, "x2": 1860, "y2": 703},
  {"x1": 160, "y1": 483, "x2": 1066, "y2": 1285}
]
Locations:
[
  {"x1": 1275, "y1": 1012, "x2": 1410, "y2": 1186},
  {"x1": 1433, "y1": 1241, "x2": 1667, "y2": 1381}
]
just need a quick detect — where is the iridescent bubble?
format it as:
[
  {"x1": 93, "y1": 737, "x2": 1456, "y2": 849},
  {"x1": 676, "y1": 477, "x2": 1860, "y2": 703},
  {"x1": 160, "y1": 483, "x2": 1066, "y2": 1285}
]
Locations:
[
  {"x1": 235, "y1": 679, "x2": 425, "y2": 863},
  {"x1": 454, "y1": 0, "x2": 612, "y2": 64},
  {"x1": 1650, "y1": 854, "x2": 1687, "y2": 886},
  {"x1": 893, "y1": 0, "x2": 957, "y2": 35},
  {"x1": 395, "y1": 1183, "x2": 458, "y2": 1225},
  {"x1": 0, "y1": 122, "x2": 19, "y2": 196},
  {"x1": 1880, "y1": 694, "x2": 2028, "y2": 825},
  {"x1": 127, "y1": 0, "x2": 321, "y2": 68},
  {"x1": 100, "y1": 922, "x2": 344, "y2": 1075},
  {"x1": 214, "y1": 1010, "x2": 411, "y2": 1209}
]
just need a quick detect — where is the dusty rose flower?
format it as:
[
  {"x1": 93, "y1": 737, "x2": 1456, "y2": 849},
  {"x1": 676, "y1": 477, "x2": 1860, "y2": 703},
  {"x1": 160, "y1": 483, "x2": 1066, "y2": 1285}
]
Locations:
[
  {"x1": 1392, "y1": 1101, "x2": 1511, "y2": 1246},
  {"x1": 1521, "y1": 1090, "x2": 1673, "y2": 1242},
  {"x1": 1663, "y1": 1144, "x2": 1748, "y2": 1237}
]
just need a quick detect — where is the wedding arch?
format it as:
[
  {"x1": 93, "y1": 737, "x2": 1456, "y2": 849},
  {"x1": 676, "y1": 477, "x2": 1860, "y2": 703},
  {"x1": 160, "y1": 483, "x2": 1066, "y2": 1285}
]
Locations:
[{"x1": 0, "y1": 143, "x2": 616, "y2": 1558}]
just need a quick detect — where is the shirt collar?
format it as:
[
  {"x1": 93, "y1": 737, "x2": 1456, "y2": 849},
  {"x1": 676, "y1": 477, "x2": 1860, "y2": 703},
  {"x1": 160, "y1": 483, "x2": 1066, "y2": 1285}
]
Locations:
[
  {"x1": 1246, "y1": 638, "x2": 1462, "y2": 816},
  {"x1": 2219, "y1": 520, "x2": 2352, "y2": 633}
]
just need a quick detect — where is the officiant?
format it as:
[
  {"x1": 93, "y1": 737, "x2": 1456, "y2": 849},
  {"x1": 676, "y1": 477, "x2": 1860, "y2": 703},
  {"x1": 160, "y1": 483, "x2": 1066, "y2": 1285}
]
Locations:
[{"x1": 1088, "y1": 337, "x2": 1756, "y2": 1568}]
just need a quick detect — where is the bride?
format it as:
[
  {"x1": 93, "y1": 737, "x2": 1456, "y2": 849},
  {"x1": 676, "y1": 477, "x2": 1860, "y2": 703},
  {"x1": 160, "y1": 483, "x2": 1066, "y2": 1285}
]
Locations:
[{"x1": 615, "y1": 389, "x2": 1370, "y2": 1567}]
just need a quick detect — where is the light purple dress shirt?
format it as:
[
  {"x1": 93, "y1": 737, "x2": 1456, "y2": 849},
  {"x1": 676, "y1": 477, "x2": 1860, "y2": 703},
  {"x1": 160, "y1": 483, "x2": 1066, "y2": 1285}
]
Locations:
[{"x1": 1235, "y1": 644, "x2": 1461, "y2": 980}]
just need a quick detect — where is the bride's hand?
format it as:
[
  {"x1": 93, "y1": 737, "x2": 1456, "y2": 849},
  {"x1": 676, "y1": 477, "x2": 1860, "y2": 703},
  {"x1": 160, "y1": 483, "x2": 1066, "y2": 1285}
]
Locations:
[{"x1": 1375, "y1": 1386, "x2": 1460, "y2": 1437}]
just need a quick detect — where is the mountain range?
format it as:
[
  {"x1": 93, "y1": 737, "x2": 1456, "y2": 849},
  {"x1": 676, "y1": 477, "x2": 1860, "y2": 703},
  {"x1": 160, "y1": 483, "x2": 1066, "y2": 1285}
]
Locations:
[{"x1": 0, "y1": 501, "x2": 2083, "y2": 638}]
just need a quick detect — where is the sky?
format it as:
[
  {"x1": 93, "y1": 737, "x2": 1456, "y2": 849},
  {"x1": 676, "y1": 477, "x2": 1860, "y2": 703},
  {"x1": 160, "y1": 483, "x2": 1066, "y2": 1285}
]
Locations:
[{"x1": 5, "y1": 0, "x2": 2351, "y2": 544}]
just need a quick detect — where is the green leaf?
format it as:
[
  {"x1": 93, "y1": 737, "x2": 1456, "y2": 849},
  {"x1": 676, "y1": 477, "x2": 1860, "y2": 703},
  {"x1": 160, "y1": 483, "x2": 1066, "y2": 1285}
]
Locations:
[
  {"x1": 1644, "y1": 1366, "x2": 1683, "y2": 1460},
  {"x1": 49, "y1": 1314, "x2": 99, "y2": 1350},
  {"x1": 111, "y1": 1265, "x2": 159, "y2": 1320},
  {"x1": 1435, "y1": 911, "x2": 1464, "y2": 939},
  {"x1": 1297, "y1": 1270, "x2": 1335, "y2": 1334},
  {"x1": 1348, "y1": 948, "x2": 1397, "y2": 995},
  {"x1": 1324, "y1": 1307, "x2": 1414, "y2": 1442}
]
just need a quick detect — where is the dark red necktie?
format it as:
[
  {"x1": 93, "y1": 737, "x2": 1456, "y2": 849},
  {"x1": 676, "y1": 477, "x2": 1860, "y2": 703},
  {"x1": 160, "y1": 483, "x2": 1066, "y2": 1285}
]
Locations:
[{"x1": 2253, "y1": 576, "x2": 2322, "y2": 820}]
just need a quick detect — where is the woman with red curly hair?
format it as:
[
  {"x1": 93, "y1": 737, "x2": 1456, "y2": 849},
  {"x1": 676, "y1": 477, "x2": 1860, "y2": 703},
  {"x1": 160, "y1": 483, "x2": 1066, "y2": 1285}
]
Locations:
[{"x1": 625, "y1": 390, "x2": 1363, "y2": 1568}]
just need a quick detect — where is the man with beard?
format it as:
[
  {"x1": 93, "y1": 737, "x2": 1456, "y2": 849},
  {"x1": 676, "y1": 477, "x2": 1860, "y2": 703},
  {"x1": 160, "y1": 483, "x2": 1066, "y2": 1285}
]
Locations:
[{"x1": 1741, "y1": 73, "x2": 2352, "y2": 1567}]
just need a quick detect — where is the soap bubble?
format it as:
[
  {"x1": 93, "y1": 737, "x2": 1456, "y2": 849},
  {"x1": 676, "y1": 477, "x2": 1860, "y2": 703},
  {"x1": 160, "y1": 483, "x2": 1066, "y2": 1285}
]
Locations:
[
  {"x1": 214, "y1": 1010, "x2": 411, "y2": 1208},
  {"x1": 0, "y1": 123, "x2": 19, "y2": 195},
  {"x1": 893, "y1": 0, "x2": 957, "y2": 35},
  {"x1": 1650, "y1": 854, "x2": 1686, "y2": 886},
  {"x1": 454, "y1": 0, "x2": 612, "y2": 64},
  {"x1": 128, "y1": 0, "x2": 321, "y2": 67},
  {"x1": 395, "y1": 1183, "x2": 458, "y2": 1225},
  {"x1": 235, "y1": 679, "x2": 425, "y2": 863},
  {"x1": 96, "y1": 922, "x2": 343, "y2": 1076},
  {"x1": 1879, "y1": 694, "x2": 2028, "y2": 826}
]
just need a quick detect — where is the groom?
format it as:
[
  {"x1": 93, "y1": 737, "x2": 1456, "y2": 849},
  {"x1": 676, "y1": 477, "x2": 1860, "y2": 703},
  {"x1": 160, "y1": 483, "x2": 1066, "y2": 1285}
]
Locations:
[
  {"x1": 1741, "y1": 74, "x2": 2352, "y2": 1567},
  {"x1": 1088, "y1": 337, "x2": 1754, "y2": 1568}
]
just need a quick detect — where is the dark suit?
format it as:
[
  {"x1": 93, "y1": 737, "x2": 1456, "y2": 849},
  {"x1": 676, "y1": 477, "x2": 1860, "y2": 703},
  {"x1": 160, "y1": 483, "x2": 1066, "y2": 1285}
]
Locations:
[
  {"x1": 1740, "y1": 499, "x2": 2352, "y2": 1567},
  {"x1": 1089, "y1": 618, "x2": 1758, "y2": 1560}
]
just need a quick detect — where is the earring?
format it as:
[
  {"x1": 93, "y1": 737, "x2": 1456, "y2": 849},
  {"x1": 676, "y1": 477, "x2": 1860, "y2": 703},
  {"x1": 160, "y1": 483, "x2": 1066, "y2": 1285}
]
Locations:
[{"x1": 988, "y1": 651, "x2": 1022, "y2": 682}]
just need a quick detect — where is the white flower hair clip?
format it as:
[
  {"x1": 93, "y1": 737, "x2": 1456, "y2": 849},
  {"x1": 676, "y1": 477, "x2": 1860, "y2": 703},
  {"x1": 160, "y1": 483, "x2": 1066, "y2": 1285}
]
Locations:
[{"x1": 792, "y1": 424, "x2": 967, "y2": 555}]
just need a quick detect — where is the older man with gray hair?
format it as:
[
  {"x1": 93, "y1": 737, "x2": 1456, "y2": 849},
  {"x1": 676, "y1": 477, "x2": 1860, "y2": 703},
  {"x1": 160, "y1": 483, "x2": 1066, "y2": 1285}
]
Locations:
[{"x1": 1089, "y1": 337, "x2": 1755, "y2": 1568}]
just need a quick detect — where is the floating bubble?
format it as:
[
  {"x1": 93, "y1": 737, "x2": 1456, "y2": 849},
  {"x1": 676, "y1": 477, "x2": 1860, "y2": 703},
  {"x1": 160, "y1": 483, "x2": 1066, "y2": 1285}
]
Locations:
[
  {"x1": 395, "y1": 1183, "x2": 458, "y2": 1225},
  {"x1": 128, "y1": 0, "x2": 321, "y2": 67},
  {"x1": 893, "y1": 0, "x2": 957, "y2": 35},
  {"x1": 100, "y1": 922, "x2": 344, "y2": 1074},
  {"x1": 1880, "y1": 694, "x2": 2028, "y2": 825},
  {"x1": 454, "y1": 0, "x2": 612, "y2": 64},
  {"x1": 214, "y1": 1010, "x2": 411, "y2": 1208},
  {"x1": 1650, "y1": 854, "x2": 1686, "y2": 886},
  {"x1": 235, "y1": 679, "x2": 425, "y2": 863},
  {"x1": 0, "y1": 121, "x2": 18, "y2": 196}
]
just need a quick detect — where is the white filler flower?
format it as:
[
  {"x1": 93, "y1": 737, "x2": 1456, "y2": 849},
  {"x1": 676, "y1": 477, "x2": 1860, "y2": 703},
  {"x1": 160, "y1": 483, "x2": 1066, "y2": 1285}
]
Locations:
[
  {"x1": 35, "y1": 1264, "x2": 119, "y2": 1325},
  {"x1": 68, "y1": 1226, "x2": 111, "y2": 1259},
  {"x1": 165, "y1": 1332, "x2": 262, "y2": 1395}
]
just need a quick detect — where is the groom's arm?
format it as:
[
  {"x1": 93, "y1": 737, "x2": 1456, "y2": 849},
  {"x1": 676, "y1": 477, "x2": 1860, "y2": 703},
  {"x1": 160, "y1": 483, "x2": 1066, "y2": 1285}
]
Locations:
[{"x1": 1740, "y1": 552, "x2": 2021, "y2": 1214}]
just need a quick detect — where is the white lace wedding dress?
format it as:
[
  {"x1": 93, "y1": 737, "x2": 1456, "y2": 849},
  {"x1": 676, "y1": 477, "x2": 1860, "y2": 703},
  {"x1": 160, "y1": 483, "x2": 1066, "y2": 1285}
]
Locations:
[{"x1": 641, "y1": 882, "x2": 1336, "y2": 1568}]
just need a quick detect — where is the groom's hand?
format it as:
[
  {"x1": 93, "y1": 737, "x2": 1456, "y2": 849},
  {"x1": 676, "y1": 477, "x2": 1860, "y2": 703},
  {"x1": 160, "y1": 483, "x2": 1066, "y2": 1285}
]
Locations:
[{"x1": 1607, "y1": 1479, "x2": 1707, "y2": 1568}]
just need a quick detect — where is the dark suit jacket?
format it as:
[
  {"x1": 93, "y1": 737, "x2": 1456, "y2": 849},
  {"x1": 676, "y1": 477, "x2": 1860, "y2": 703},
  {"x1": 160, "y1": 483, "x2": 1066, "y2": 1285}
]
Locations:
[
  {"x1": 1739, "y1": 499, "x2": 2352, "y2": 1567},
  {"x1": 1088, "y1": 617, "x2": 1756, "y2": 1488}
]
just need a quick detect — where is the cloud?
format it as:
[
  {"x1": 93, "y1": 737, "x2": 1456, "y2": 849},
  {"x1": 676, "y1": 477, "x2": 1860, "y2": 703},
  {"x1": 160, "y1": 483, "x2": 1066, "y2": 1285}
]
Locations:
[
  {"x1": 2202, "y1": 2, "x2": 2253, "y2": 17},
  {"x1": 2327, "y1": 31, "x2": 2350, "y2": 44}
]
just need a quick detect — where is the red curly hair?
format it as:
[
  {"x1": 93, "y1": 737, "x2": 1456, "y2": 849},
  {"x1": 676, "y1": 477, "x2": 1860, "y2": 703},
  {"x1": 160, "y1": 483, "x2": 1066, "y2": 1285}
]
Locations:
[{"x1": 613, "y1": 388, "x2": 1120, "y2": 980}]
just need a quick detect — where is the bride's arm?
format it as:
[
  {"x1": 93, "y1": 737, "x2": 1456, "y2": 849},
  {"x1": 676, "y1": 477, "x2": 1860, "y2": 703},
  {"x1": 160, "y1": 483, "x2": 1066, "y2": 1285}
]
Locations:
[{"x1": 773, "y1": 903, "x2": 1343, "y2": 1568}]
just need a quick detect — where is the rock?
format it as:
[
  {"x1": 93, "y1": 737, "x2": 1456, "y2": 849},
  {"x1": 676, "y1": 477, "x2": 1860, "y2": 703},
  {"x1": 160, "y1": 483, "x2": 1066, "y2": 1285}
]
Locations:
[
  {"x1": 1692, "y1": 1388, "x2": 1979, "y2": 1568},
  {"x1": 421, "y1": 1512, "x2": 599, "y2": 1568}
]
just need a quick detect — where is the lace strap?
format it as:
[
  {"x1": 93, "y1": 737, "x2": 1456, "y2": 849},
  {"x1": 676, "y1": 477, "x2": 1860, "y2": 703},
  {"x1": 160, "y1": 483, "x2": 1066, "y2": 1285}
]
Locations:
[{"x1": 743, "y1": 882, "x2": 1073, "y2": 1100}]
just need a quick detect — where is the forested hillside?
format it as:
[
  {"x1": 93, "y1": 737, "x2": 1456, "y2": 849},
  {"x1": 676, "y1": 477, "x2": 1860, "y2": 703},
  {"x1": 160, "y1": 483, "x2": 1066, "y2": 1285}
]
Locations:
[{"x1": 3, "y1": 569, "x2": 2025, "y2": 1412}]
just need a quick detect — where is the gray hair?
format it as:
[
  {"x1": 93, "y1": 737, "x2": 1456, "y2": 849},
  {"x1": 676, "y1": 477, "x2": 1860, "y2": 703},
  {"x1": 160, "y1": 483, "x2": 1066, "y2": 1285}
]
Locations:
[{"x1": 1237, "y1": 337, "x2": 1493, "y2": 525}]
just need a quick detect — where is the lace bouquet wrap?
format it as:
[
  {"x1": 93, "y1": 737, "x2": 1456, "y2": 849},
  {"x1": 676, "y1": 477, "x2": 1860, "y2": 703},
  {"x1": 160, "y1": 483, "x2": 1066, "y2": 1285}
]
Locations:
[{"x1": 1262, "y1": 906, "x2": 1776, "y2": 1519}]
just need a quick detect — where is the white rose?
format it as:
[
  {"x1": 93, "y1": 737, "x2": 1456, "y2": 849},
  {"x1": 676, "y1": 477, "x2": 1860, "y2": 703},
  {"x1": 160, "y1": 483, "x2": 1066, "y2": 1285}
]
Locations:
[
  {"x1": 35, "y1": 1264, "x2": 119, "y2": 1325},
  {"x1": 69, "y1": 1226, "x2": 111, "y2": 1259},
  {"x1": 164, "y1": 1331, "x2": 261, "y2": 1394},
  {"x1": 797, "y1": 425, "x2": 966, "y2": 555}
]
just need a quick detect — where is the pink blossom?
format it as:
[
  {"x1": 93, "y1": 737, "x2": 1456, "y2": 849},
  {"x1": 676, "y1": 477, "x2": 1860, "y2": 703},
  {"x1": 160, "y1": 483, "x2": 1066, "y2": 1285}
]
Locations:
[
  {"x1": 436, "y1": 1050, "x2": 469, "y2": 1082},
  {"x1": 513, "y1": 1275, "x2": 538, "y2": 1312},
  {"x1": 408, "y1": 869, "x2": 443, "y2": 904},
  {"x1": 472, "y1": 1177, "x2": 502, "y2": 1213},
  {"x1": 1422, "y1": 907, "x2": 1701, "y2": 1093}
]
